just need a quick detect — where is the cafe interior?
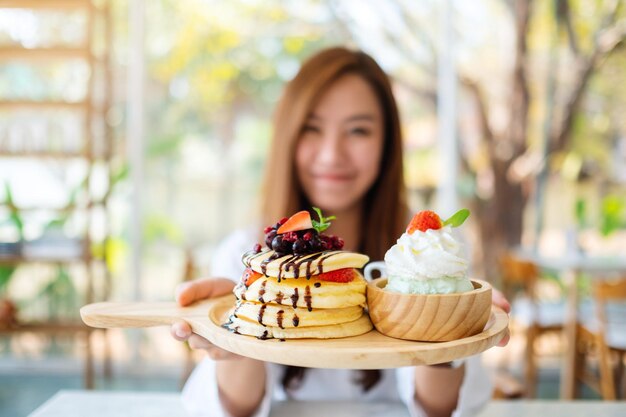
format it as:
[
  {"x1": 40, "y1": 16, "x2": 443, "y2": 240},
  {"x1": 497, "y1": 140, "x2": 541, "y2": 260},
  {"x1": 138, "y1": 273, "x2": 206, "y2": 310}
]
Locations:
[{"x1": 1, "y1": 1, "x2": 625, "y2": 416}]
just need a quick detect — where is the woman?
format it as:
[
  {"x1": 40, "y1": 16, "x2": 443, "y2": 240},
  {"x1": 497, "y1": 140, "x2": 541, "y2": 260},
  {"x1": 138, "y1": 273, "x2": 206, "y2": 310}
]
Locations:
[{"x1": 172, "y1": 47, "x2": 510, "y2": 417}]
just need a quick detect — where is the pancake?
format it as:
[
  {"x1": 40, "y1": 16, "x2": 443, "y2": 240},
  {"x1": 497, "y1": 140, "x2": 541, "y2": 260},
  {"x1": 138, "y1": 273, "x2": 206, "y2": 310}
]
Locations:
[
  {"x1": 228, "y1": 226, "x2": 371, "y2": 340},
  {"x1": 234, "y1": 272, "x2": 367, "y2": 310},
  {"x1": 233, "y1": 301, "x2": 363, "y2": 328},
  {"x1": 243, "y1": 250, "x2": 370, "y2": 280},
  {"x1": 225, "y1": 313, "x2": 373, "y2": 339}
]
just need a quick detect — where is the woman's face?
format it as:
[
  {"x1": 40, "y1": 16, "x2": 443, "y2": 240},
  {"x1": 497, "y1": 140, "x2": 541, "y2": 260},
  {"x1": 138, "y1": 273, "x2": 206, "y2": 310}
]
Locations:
[{"x1": 295, "y1": 74, "x2": 384, "y2": 213}]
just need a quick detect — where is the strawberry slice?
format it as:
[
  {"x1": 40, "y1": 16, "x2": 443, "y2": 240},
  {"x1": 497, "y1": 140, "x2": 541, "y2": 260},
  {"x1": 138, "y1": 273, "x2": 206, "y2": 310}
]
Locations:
[
  {"x1": 406, "y1": 210, "x2": 443, "y2": 234},
  {"x1": 277, "y1": 210, "x2": 313, "y2": 234},
  {"x1": 242, "y1": 268, "x2": 263, "y2": 286},
  {"x1": 316, "y1": 268, "x2": 355, "y2": 283}
]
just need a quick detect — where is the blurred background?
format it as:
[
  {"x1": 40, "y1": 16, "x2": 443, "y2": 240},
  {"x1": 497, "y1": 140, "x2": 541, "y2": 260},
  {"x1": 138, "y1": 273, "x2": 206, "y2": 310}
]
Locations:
[{"x1": 1, "y1": 0, "x2": 625, "y2": 416}]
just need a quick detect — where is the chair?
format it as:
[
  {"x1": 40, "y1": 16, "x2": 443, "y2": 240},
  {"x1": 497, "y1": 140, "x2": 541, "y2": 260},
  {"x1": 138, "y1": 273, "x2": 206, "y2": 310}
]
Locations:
[
  {"x1": 499, "y1": 253, "x2": 566, "y2": 398},
  {"x1": 492, "y1": 371, "x2": 525, "y2": 399},
  {"x1": 575, "y1": 277, "x2": 626, "y2": 399}
]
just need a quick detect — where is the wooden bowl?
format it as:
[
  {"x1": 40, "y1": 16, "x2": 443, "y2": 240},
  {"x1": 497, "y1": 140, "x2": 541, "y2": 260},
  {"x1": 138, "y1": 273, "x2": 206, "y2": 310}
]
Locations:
[{"x1": 367, "y1": 278, "x2": 492, "y2": 342}]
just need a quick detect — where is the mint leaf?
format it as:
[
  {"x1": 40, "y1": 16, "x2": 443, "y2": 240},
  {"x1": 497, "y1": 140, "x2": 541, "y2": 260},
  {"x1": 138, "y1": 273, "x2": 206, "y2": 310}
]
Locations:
[
  {"x1": 443, "y1": 209, "x2": 470, "y2": 227},
  {"x1": 311, "y1": 207, "x2": 336, "y2": 233}
]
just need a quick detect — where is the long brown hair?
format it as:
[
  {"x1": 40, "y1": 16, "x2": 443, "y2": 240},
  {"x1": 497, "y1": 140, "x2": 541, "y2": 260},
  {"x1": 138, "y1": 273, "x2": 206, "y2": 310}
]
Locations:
[{"x1": 261, "y1": 47, "x2": 408, "y2": 392}]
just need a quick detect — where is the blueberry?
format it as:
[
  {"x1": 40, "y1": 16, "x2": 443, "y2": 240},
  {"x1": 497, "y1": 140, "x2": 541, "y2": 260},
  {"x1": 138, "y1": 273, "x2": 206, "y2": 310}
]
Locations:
[
  {"x1": 271, "y1": 236, "x2": 283, "y2": 251},
  {"x1": 292, "y1": 240, "x2": 308, "y2": 253}
]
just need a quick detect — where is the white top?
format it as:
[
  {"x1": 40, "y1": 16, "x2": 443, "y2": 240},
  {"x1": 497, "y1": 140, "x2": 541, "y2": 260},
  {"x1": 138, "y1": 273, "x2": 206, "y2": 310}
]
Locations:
[{"x1": 182, "y1": 228, "x2": 493, "y2": 417}]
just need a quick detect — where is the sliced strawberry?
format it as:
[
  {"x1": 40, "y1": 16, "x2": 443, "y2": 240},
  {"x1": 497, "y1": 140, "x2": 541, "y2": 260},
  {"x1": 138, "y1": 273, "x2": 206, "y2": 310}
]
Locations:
[
  {"x1": 277, "y1": 210, "x2": 313, "y2": 234},
  {"x1": 406, "y1": 210, "x2": 443, "y2": 234},
  {"x1": 316, "y1": 268, "x2": 355, "y2": 283},
  {"x1": 242, "y1": 268, "x2": 263, "y2": 286}
]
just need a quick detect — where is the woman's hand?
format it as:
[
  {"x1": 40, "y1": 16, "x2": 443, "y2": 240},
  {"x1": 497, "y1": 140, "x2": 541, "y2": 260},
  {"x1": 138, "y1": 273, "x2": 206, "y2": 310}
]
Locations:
[
  {"x1": 491, "y1": 287, "x2": 511, "y2": 347},
  {"x1": 170, "y1": 278, "x2": 242, "y2": 360},
  {"x1": 173, "y1": 278, "x2": 267, "y2": 417}
]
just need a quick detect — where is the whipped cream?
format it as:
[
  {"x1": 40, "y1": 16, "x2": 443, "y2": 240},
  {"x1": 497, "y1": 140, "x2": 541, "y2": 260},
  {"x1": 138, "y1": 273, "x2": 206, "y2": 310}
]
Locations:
[{"x1": 384, "y1": 226, "x2": 473, "y2": 294}]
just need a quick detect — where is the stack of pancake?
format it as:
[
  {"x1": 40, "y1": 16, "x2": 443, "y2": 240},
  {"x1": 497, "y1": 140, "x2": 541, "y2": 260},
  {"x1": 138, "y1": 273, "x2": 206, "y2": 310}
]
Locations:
[{"x1": 225, "y1": 250, "x2": 372, "y2": 339}]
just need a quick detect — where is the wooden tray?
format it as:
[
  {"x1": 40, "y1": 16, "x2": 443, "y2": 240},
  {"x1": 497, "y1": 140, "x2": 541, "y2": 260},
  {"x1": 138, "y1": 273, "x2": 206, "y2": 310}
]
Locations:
[{"x1": 80, "y1": 294, "x2": 508, "y2": 369}]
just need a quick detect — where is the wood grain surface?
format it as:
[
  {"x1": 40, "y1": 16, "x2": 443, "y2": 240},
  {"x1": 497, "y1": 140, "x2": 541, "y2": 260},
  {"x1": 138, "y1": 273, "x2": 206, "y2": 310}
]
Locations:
[
  {"x1": 367, "y1": 279, "x2": 492, "y2": 341},
  {"x1": 80, "y1": 295, "x2": 508, "y2": 368}
]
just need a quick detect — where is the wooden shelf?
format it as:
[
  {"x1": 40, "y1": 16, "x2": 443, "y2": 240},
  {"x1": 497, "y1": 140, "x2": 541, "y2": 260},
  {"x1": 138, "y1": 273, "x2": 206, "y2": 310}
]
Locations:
[
  {"x1": 0, "y1": 253, "x2": 104, "y2": 265},
  {"x1": 0, "y1": 204, "x2": 79, "y2": 211},
  {"x1": 0, "y1": 100, "x2": 88, "y2": 110},
  {"x1": 0, "y1": 151, "x2": 85, "y2": 158},
  {"x1": 0, "y1": 0, "x2": 112, "y2": 391},
  {"x1": 0, "y1": 201, "x2": 108, "y2": 211},
  {"x1": 0, "y1": 321, "x2": 91, "y2": 334},
  {"x1": 0, "y1": 254, "x2": 90, "y2": 266},
  {"x1": 0, "y1": 0, "x2": 91, "y2": 9},
  {"x1": 0, "y1": 47, "x2": 92, "y2": 61}
]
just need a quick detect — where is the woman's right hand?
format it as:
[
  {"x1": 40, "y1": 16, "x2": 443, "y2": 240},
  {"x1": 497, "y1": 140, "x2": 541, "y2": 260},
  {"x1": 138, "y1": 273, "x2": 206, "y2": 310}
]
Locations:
[{"x1": 170, "y1": 278, "x2": 243, "y2": 361}]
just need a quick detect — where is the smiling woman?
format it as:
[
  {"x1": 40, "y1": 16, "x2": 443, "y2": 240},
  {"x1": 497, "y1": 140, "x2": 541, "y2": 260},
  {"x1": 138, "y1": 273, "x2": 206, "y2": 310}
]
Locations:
[
  {"x1": 263, "y1": 47, "x2": 406, "y2": 260},
  {"x1": 170, "y1": 47, "x2": 504, "y2": 417},
  {"x1": 296, "y1": 74, "x2": 384, "y2": 216}
]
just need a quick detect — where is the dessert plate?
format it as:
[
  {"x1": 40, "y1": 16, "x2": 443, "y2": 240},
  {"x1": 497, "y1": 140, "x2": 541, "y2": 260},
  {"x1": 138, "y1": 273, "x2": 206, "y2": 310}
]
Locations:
[{"x1": 81, "y1": 294, "x2": 508, "y2": 368}]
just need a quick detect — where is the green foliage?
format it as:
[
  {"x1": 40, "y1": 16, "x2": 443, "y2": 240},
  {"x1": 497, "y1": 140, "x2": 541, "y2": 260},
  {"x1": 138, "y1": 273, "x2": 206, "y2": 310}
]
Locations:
[
  {"x1": 3, "y1": 182, "x2": 24, "y2": 239},
  {"x1": 146, "y1": 0, "x2": 337, "y2": 137},
  {"x1": 147, "y1": 133, "x2": 185, "y2": 158},
  {"x1": 38, "y1": 266, "x2": 78, "y2": 319},
  {"x1": 0, "y1": 267, "x2": 14, "y2": 296},
  {"x1": 574, "y1": 197, "x2": 587, "y2": 229},
  {"x1": 111, "y1": 164, "x2": 130, "y2": 187},
  {"x1": 143, "y1": 214, "x2": 183, "y2": 244},
  {"x1": 600, "y1": 194, "x2": 626, "y2": 236},
  {"x1": 0, "y1": 182, "x2": 23, "y2": 295}
]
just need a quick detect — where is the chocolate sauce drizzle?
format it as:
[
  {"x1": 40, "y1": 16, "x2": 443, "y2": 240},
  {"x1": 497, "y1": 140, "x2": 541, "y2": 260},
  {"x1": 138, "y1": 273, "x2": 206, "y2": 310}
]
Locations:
[
  {"x1": 304, "y1": 285, "x2": 312, "y2": 312},
  {"x1": 276, "y1": 310, "x2": 284, "y2": 329},
  {"x1": 245, "y1": 250, "x2": 342, "y2": 282},
  {"x1": 232, "y1": 301, "x2": 242, "y2": 318},
  {"x1": 221, "y1": 316, "x2": 241, "y2": 335},
  {"x1": 258, "y1": 280, "x2": 267, "y2": 303},
  {"x1": 235, "y1": 249, "x2": 354, "y2": 339},
  {"x1": 241, "y1": 249, "x2": 260, "y2": 265},
  {"x1": 290, "y1": 288, "x2": 299, "y2": 308},
  {"x1": 257, "y1": 304, "x2": 267, "y2": 326},
  {"x1": 275, "y1": 291, "x2": 284, "y2": 304}
]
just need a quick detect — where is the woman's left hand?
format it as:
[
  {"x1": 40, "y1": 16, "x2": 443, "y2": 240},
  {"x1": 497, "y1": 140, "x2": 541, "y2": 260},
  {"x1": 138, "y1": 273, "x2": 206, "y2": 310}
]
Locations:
[{"x1": 491, "y1": 288, "x2": 511, "y2": 347}]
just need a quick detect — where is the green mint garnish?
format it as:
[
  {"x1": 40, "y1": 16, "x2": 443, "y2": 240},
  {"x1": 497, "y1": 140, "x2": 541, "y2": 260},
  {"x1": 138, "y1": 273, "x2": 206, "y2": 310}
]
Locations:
[
  {"x1": 443, "y1": 208, "x2": 470, "y2": 227},
  {"x1": 311, "y1": 207, "x2": 335, "y2": 233}
]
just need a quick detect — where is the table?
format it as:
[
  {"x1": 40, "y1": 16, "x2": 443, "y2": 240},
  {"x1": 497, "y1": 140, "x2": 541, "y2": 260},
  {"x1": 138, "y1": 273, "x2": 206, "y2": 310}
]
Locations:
[
  {"x1": 514, "y1": 249, "x2": 626, "y2": 399},
  {"x1": 28, "y1": 390, "x2": 626, "y2": 417}
]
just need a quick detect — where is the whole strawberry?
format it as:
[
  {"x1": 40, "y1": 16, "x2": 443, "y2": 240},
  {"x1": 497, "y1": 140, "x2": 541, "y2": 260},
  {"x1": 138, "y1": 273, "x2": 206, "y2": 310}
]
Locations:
[
  {"x1": 406, "y1": 208, "x2": 470, "y2": 234},
  {"x1": 406, "y1": 210, "x2": 443, "y2": 234}
]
